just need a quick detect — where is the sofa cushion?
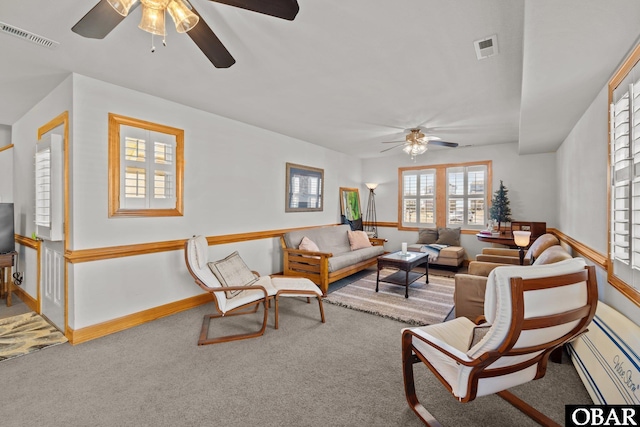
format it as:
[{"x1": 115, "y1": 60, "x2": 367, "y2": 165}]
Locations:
[
  {"x1": 328, "y1": 245, "x2": 384, "y2": 272},
  {"x1": 207, "y1": 251, "x2": 258, "y2": 299},
  {"x1": 348, "y1": 230, "x2": 372, "y2": 250},
  {"x1": 436, "y1": 227, "x2": 461, "y2": 246},
  {"x1": 284, "y1": 224, "x2": 352, "y2": 254},
  {"x1": 417, "y1": 228, "x2": 438, "y2": 244},
  {"x1": 438, "y1": 246, "x2": 465, "y2": 260},
  {"x1": 299, "y1": 236, "x2": 320, "y2": 252}
]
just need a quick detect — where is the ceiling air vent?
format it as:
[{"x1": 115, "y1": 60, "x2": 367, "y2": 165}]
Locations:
[
  {"x1": 0, "y1": 21, "x2": 59, "y2": 49},
  {"x1": 474, "y1": 34, "x2": 498, "y2": 60}
]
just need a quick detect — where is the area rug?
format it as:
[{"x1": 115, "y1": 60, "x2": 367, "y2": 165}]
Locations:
[
  {"x1": 324, "y1": 268, "x2": 455, "y2": 326},
  {"x1": 0, "y1": 312, "x2": 68, "y2": 362}
]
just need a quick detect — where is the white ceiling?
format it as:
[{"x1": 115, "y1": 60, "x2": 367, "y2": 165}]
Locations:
[{"x1": 1, "y1": 0, "x2": 640, "y2": 158}]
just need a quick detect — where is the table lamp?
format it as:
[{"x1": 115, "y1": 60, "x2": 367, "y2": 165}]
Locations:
[{"x1": 512, "y1": 231, "x2": 532, "y2": 265}]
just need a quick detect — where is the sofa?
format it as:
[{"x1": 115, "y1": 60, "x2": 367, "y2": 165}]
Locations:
[
  {"x1": 475, "y1": 233, "x2": 560, "y2": 265},
  {"x1": 280, "y1": 224, "x2": 386, "y2": 295},
  {"x1": 407, "y1": 227, "x2": 466, "y2": 269},
  {"x1": 454, "y1": 244, "x2": 573, "y2": 321}
]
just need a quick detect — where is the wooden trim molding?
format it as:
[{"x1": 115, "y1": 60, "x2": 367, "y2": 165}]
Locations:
[
  {"x1": 0, "y1": 144, "x2": 14, "y2": 153},
  {"x1": 548, "y1": 228, "x2": 607, "y2": 270},
  {"x1": 66, "y1": 293, "x2": 213, "y2": 344},
  {"x1": 64, "y1": 224, "x2": 342, "y2": 263},
  {"x1": 15, "y1": 234, "x2": 39, "y2": 250},
  {"x1": 11, "y1": 285, "x2": 38, "y2": 313}
]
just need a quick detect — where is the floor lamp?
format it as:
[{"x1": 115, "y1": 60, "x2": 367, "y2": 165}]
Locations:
[{"x1": 364, "y1": 183, "x2": 378, "y2": 238}]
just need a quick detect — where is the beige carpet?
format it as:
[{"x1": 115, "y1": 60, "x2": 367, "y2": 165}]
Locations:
[
  {"x1": 324, "y1": 268, "x2": 454, "y2": 325},
  {"x1": 0, "y1": 312, "x2": 68, "y2": 362}
]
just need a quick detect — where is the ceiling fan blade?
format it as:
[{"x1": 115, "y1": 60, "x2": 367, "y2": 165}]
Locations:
[
  {"x1": 428, "y1": 140, "x2": 459, "y2": 148},
  {"x1": 187, "y1": 6, "x2": 236, "y2": 68},
  {"x1": 210, "y1": 0, "x2": 299, "y2": 20},
  {"x1": 380, "y1": 144, "x2": 406, "y2": 153},
  {"x1": 381, "y1": 140, "x2": 405, "y2": 144},
  {"x1": 72, "y1": 0, "x2": 138, "y2": 39}
]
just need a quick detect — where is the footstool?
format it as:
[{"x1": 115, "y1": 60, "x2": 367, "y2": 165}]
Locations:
[{"x1": 270, "y1": 277, "x2": 325, "y2": 329}]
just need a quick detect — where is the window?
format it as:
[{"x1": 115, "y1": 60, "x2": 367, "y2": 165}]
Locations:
[
  {"x1": 399, "y1": 161, "x2": 491, "y2": 230},
  {"x1": 35, "y1": 133, "x2": 63, "y2": 241},
  {"x1": 109, "y1": 114, "x2": 183, "y2": 217},
  {"x1": 285, "y1": 163, "x2": 323, "y2": 212},
  {"x1": 608, "y1": 42, "x2": 640, "y2": 304}
]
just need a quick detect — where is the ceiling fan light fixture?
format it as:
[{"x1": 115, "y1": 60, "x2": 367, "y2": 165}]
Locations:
[
  {"x1": 167, "y1": 0, "x2": 199, "y2": 33},
  {"x1": 403, "y1": 143, "x2": 427, "y2": 159},
  {"x1": 107, "y1": 0, "x2": 139, "y2": 16},
  {"x1": 139, "y1": 4, "x2": 166, "y2": 36}
]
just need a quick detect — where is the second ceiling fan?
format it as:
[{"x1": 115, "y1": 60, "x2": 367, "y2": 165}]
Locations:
[
  {"x1": 381, "y1": 128, "x2": 459, "y2": 159},
  {"x1": 71, "y1": 0, "x2": 300, "y2": 68}
]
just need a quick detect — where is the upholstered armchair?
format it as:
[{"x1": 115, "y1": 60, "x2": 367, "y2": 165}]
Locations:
[
  {"x1": 455, "y1": 245, "x2": 572, "y2": 320},
  {"x1": 475, "y1": 233, "x2": 560, "y2": 265},
  {"x1": 403, "y1": 258, "x2": 597, "y2": 426}
]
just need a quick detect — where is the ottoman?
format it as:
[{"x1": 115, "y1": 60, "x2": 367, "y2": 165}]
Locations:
[{"x1": 271, "y1": 277, "x2": 325, "y2": 329}]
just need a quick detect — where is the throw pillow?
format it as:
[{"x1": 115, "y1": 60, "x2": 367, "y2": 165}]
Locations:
[
  {"x1": 298, "y1": 236, "x2": 320, "y2": 252},
  {"x1": 348, "y1": 230, "x2": 372, "y2": 250},
  {"x1": 468, "y1": 324, "x2": 492, "y2": 349},
  {"x1": 417, "y1": 228, "x2": 438, "y2": 244},
  {"x1": 436, "y1": 227, "x2": 461, "y2": 246},
  {"x1": 207, "y1": 251, "x2": 258, "y2": 299}
]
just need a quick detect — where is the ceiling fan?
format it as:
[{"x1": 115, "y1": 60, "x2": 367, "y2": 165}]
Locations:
[
  {"x1": 71, "y1": 0, "x2": 299, "y2": 68},
  {"x1": 381, "y1": 128, "x2": 459, "y2": 159}
]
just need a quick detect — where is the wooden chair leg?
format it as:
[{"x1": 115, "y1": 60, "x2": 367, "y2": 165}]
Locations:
[
  {"x1": 497, "y1": 390, "x2": 561, "y2": 427},
  {"x1": 317, "y1": 296, "x2": 325, "y2": 323},
  {"x1": 274, "y1": 296, "x2": 280, "y2": 330},
  {"x1": 198, "y1": 300, "x2": 268, "y2": 345},
  {"x1": 401, "y1": 333, "x2": 443, "y2": 427}
]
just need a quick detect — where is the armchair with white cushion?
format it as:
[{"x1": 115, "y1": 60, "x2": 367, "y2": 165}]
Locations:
[
  {"x1": 185, "y1": 235, "x2": 325, "y2": 345},
  {"x1": 402, "y1": 258, "x2": 597, "y2": 426}
]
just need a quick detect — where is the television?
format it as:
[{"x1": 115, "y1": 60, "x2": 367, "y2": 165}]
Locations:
[{"x1": 0, "y1": 203, "x2": 15, "y2": 254}]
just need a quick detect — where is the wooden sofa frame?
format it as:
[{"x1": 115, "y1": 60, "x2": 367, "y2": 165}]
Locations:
[{"x1": 280, "y1": 236, "x2": 386, "y2": 295}]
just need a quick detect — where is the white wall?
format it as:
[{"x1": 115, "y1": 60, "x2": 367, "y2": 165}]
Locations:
[
  {"x1": 0, "y1": 125, "x2": 12, "y2": 203},
  {"x1": 556, "y1": 85, "x2": 640, "y2": 325},
  {"x1": 13, "y1": 73, "x2": 363, "y2": 329},
  {"x1": 361, "y1": 142, "x2": 557, "y2": 257}
]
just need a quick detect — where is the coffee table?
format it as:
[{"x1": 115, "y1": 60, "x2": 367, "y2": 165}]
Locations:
[{"x1": 376, "y1": 251, "x2": 429, "y2": 298}]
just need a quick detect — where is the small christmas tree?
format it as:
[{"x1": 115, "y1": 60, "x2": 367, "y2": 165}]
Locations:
[{"x1": 489, "y1": 180, "x2": 512, "y2": 231}]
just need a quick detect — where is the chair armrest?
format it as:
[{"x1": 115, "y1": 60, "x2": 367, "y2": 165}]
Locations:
[
  {"x1": 369, "y1": 238, "x2": 387, "y2": 246},
  {"x1": 480, "y1": 248, "x2": 520, "y2": 257},
  {"x1": 467, "y1": 261, "x2": 509, "y2": 277},
  {"x1": 403, "y1": 328, "x2": 475, "y2": 366},
  {"x1": 207, "y1": 283, "x2": 270, "y2": 300},
  {"x1": 475, "y1": 254, "x2": 524, "y2": 265},
  {"x1": 283, "y1": 247, "x2": 333, "y2": 258}
]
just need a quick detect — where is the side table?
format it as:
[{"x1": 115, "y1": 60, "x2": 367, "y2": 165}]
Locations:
[{"x1": 0, "y1": 251, "x2": 17, "y2": 307}]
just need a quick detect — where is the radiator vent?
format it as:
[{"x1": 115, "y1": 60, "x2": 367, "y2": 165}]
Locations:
[
  {"x1": 0, "y1": 21, "x2": 59, "y2": 49},
  {"x1": 474, "y1": 34, "x2": 498, "y2": 60}
]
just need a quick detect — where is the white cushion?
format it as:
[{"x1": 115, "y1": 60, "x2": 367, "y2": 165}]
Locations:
[{"x1": 271, "y1": 277, "x2": 323, "y2": 297}]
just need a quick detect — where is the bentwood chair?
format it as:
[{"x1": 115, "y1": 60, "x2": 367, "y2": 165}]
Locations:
[
  {"x1": 185, "y1": 235, "x2": 276, "y2": 345},
  {"x1": 185, "y1": 235, "x2": 325, "y2": 345},
  {"x1": 402, "y1": 258, "x2": 597, "y2": 426}
]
